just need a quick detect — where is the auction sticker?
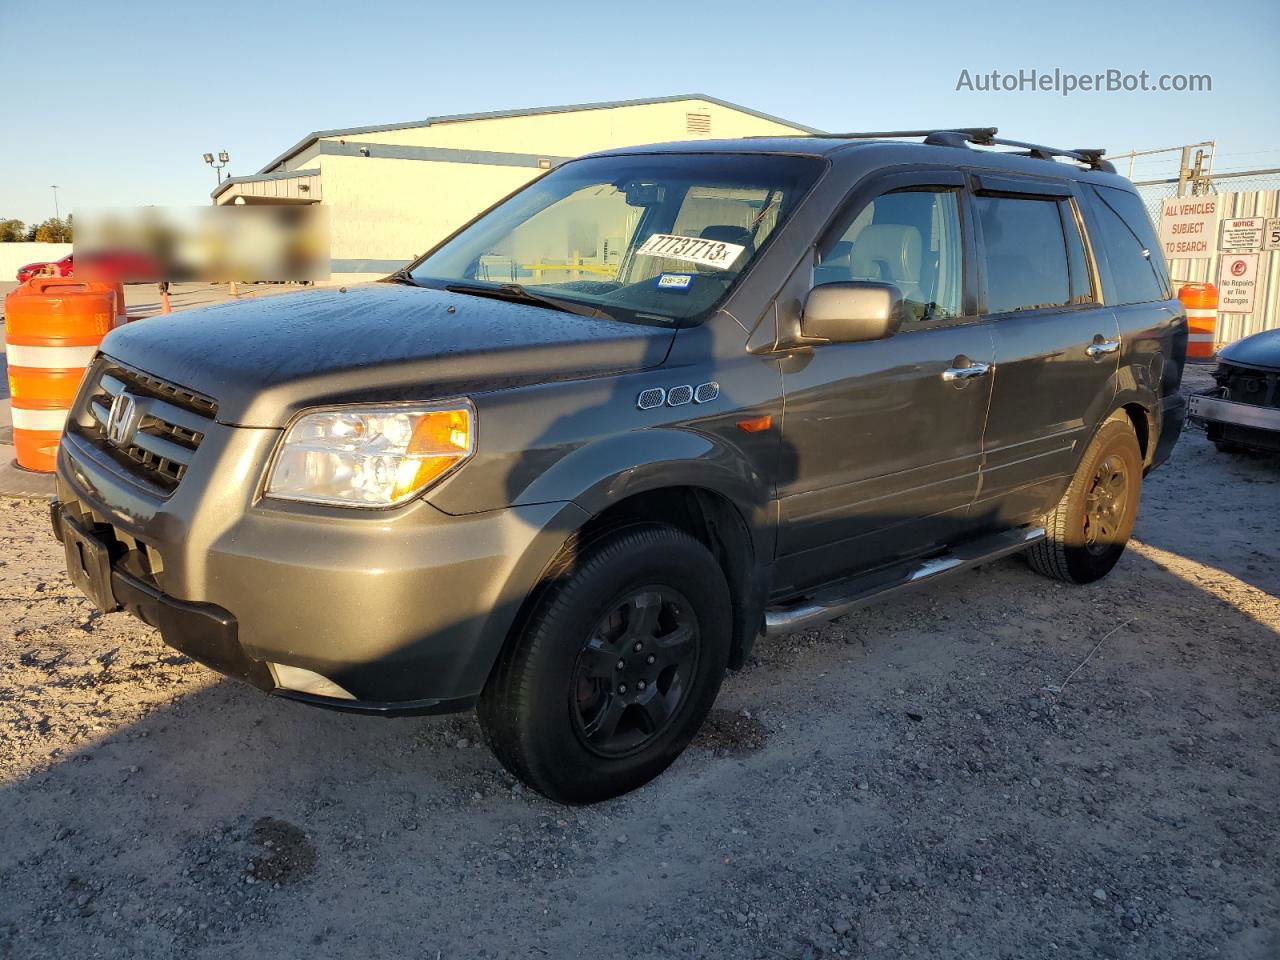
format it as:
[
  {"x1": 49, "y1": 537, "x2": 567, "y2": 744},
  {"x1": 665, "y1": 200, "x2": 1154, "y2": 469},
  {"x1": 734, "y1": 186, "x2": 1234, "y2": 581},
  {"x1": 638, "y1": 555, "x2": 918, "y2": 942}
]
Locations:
[{"x1": 637, "y1": 233, "x2": 746, "y2": 270}]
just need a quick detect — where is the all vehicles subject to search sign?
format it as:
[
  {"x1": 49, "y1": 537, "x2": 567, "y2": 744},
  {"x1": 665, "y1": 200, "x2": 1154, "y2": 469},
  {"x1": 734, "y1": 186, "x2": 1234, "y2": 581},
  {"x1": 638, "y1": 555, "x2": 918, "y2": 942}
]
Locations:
[
  {"x1": 51, "y1": 130, "x2": 1187, "y2": 803},
  {"x1": 1159, "y1": 196, "x2": 1218, "y2": 259}
]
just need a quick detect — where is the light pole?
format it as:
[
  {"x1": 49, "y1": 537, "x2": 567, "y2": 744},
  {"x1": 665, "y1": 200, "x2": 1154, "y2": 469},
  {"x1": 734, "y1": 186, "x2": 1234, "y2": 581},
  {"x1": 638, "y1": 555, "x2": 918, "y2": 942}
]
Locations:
[
  {"x1": 203, "y1": 150, "x2": 230, "y2": 185},
  {"x1": 51, "y1": 184, "x2": 60, "y2": 221}
]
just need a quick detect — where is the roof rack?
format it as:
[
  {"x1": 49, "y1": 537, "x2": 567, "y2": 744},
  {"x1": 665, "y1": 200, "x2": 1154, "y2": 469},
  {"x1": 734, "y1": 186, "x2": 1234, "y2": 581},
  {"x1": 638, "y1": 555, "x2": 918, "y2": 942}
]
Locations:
[{"x1": 814, "y1": 127, "x2": 1116, "y2": 172}]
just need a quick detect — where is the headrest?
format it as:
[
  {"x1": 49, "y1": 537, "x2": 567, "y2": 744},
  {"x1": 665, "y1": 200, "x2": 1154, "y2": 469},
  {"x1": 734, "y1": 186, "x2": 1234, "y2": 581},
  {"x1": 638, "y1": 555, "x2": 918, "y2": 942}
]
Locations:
[
  {"x1": 850, "y1": 224, "x2": 922, "y2": 283},
  {"x1": 699, "y1": 225, "x2": 755, "y2": 261}
]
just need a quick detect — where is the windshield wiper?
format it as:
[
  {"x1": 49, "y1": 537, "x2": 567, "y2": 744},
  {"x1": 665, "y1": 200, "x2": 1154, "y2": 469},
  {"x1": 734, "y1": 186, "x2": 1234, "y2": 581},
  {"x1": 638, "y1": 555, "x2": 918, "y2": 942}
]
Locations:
[
  {"x1": 444, "y1": 282, "x2": 610, "y2": 320},
  {"x1": 384, "y1": 265, "x2": 422, "y2": 286}
]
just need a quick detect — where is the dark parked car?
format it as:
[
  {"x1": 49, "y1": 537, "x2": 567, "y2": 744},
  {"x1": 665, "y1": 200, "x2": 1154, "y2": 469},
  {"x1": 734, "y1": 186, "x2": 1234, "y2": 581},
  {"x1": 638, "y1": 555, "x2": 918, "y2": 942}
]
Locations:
[
  {"x1": 1190, "y1": 329, "x2": 1280, "y2": 453},
  {"x1": 51, "y1": 128, "x2": 1186, "y2": 802}
]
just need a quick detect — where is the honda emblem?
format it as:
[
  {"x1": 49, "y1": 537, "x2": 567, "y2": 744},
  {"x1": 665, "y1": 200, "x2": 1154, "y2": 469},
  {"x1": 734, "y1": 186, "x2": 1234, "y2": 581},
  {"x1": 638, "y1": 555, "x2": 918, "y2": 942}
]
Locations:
[{"x1": 105, "y1": 393, "x2": 139, "y2": 447}]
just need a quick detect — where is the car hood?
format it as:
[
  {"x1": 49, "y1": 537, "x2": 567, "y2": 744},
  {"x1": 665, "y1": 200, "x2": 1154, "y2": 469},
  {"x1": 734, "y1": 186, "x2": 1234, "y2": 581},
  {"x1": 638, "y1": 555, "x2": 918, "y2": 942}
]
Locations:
[
  {"x1": 99, "y1": 283, "x2": 675, "y2": 427},
  {"x1": 1218, "y1": 328, "x2": 1280, "y2": 370}
]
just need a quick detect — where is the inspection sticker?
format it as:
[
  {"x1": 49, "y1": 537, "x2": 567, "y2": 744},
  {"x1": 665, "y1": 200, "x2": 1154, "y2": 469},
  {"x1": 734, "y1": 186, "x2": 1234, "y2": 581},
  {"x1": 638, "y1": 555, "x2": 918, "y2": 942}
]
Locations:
[
  {"x1": 656, "y1": 273, "x2": 694, "y2": 291},
  {"x1": 637, "y1": 233, "x2": 746, "y2": 270}
]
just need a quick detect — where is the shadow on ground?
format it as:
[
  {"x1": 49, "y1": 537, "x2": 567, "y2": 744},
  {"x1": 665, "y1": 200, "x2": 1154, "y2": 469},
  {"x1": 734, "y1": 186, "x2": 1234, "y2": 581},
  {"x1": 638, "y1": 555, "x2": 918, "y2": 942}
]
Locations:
[{"x1": 0, "y1": 432, "x2": 1277, "y2": 960}]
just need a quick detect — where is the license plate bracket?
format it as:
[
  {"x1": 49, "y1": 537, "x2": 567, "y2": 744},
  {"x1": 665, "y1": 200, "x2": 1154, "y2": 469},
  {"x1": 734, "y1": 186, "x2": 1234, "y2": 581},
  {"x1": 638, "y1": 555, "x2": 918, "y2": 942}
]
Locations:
[{"x1": 61, "y1": 515, "x2": 120, "y2": 613}]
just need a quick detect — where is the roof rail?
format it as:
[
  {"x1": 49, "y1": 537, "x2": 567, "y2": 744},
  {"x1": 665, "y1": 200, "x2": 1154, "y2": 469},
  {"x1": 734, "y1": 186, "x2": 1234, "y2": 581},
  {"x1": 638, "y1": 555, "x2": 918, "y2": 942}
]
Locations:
[
  {"x1": 818, "y1": 127, "x2": 998, "y2": 141},
  {"x1": 968, "y1": 131, "x2": 1116, "y2": 172},
  {"x1": 811, "y1": 126, "x2": 1117, "y2": 173}
]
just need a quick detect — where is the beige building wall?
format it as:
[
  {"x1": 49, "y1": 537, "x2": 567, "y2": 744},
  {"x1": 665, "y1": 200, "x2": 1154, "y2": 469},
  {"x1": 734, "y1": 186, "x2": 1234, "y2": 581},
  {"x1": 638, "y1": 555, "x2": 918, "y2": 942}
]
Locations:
[
  {"x1": 331, "y1": 98, "x2": 804, "y2": 156},
  {"x1": 220, "y1": 97, "x2": 816, "y2": 285},
  {"x1": 322, "y1": 154, "x2": 538, "y2": 285},
  {"x1": 215, "y1": 171, "x2": 322, "y2": 203}
]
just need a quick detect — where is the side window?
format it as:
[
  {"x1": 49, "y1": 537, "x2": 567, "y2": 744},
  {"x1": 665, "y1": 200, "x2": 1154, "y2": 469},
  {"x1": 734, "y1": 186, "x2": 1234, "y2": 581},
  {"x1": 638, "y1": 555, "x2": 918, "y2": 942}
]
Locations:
[
  {"x1": 817, "y1": 188, "x2": 964, "y2": 323},
  {"x1": 1089, "y1": 185, "x2": 1173, "y2": 304},
  {"x1": 975, "y1": 194, "x2": 1074, "y2": 313}
]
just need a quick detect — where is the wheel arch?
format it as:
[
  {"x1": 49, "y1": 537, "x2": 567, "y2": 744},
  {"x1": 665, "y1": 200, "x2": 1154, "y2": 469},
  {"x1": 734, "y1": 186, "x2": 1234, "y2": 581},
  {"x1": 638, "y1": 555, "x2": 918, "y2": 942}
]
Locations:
[
  {"x1": 488, "y1": 481, "x2": 768, "y2": 698},
  {"x1": 1110, "y1": 401, "x2": 1154, "y2": 468}
]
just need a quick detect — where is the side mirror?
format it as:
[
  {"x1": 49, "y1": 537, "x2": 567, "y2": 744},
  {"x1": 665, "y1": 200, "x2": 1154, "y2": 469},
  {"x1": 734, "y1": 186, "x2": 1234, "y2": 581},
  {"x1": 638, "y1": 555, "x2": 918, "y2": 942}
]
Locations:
[{"x1": 801, "y1": 281, "x2": 904, "y2": 344}]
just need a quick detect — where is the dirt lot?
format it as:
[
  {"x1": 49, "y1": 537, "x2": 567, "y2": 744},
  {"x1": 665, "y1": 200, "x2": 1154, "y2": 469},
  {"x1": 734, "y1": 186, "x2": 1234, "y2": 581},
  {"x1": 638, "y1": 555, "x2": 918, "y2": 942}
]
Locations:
[{"x1": 2, "y1": 373, "x2": 1277, "y2": 960}]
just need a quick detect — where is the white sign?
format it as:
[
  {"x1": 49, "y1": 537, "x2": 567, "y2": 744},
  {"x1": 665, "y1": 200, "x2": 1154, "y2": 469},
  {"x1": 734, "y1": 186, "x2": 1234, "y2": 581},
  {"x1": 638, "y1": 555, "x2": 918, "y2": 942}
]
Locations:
[
  {"x1": 1265, "y1": 218, "x2": 1280, "y2": 251},
  {"x1": 1220, "y1": 217, "x2": 1265, "y2": 253},
  {"x1": 1217, "y1": 253, "x2": 1259, "y2": 313},
  {"x1": 636, "y1": 233, "x2": 746, "y2": 270},
  {"x1": 1158, "y1": 196, "x2": 1218, "y2": 259}
]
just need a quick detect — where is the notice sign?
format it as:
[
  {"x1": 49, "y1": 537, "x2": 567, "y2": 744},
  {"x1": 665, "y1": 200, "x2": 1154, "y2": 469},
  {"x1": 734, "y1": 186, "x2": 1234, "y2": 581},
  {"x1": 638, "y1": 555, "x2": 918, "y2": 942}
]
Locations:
[
  {"x1": 1217, "y1": 253, "x2": 1259, "y2": 313},
  {"x1": 1221, "y1": 217, "x2": 1265, "y2": 253},
  {"x1": 1158, "y1": 196, "x2": 1218, "y2": 259}
]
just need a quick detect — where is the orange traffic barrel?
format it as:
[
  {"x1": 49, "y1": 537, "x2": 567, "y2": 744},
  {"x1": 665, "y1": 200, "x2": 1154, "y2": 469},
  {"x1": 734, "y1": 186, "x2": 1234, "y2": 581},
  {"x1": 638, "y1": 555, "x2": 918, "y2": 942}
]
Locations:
[
  {"x1": 1178, "y1": 282, "x2": 1218, "y2": 363},
  {"x1": 111, "y1": 281, "x2": 127, "y2": 326},
  {"x1": 5, "y1": 277, "x2": 116, "y2": 472}
]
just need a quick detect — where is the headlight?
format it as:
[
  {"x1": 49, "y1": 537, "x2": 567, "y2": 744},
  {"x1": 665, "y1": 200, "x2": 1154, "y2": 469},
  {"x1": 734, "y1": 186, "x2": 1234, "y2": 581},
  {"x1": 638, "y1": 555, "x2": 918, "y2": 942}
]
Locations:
[{"x1": 266, "y1": 401, "x2": 474, "y2": 507}]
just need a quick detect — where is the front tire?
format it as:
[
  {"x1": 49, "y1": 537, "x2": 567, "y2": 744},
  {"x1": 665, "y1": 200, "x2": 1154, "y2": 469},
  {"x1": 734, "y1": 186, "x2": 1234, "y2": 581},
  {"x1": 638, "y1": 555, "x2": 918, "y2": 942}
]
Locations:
[
  {"x1": 1027, "y1": 418, "x2": 1143, "y2": 584},
  {"x1": 478, "y1": 523, "x2": 731, "y2": 804}
]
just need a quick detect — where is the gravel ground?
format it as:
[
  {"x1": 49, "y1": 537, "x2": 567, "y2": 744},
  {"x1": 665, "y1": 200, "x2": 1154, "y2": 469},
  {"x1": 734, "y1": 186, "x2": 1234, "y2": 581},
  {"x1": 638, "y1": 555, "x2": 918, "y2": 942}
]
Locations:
[{"x1": 2, "y1": 371, "x2": 1277, "y2": 960}]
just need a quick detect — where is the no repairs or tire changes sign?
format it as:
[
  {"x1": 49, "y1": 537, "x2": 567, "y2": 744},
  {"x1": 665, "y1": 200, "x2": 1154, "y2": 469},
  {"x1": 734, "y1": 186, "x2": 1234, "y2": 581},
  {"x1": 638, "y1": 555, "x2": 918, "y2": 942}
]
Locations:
[{"x1": 1217, "y1": 253, "x2": 1259, "y2": 313}]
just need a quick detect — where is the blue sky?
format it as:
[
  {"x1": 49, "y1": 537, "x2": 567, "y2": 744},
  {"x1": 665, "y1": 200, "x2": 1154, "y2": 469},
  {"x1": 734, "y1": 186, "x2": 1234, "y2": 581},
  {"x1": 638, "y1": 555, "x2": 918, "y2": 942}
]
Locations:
[{"x1": 2, "y1": 0, "x2": 1277, "y2": 226}]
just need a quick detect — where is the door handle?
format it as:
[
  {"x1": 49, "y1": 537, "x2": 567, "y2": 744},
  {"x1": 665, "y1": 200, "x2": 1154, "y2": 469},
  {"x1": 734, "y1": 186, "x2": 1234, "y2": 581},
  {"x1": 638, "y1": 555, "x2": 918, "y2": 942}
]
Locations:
[
  {"x1": 1086, "y1": 338, "x2": 1121, "y2": 359},
  {"x1": 942, "y1": 361, "x2": 992, "y2": 382}
]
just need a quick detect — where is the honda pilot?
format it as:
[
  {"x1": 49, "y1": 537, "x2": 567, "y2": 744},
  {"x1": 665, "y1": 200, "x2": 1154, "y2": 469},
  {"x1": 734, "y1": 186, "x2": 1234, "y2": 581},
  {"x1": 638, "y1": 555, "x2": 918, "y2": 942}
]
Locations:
[{"x1": 52, "y1": 127, "x2": 1186, "y2": 802}]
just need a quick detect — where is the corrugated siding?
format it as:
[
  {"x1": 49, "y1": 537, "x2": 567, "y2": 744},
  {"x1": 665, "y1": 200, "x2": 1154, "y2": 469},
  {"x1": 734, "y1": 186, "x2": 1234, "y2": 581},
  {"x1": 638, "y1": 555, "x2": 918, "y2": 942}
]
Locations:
[
  {"x1": 1166, "y1": 189, "x2": 1279, "y2": 347},
  {"x1": 217, "y1": 172, "x2": 322, "y2": 204}
]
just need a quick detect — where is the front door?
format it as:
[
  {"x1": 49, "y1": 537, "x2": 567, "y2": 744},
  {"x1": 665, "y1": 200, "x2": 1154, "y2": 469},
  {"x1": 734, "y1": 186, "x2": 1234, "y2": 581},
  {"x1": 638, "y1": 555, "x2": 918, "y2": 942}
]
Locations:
[
  {"x1": 968, "y1": 175, "x2": 1120, "y2": 527},
  {"x1": 774, "y1": 175, "x2": 994, "y2": 595}
]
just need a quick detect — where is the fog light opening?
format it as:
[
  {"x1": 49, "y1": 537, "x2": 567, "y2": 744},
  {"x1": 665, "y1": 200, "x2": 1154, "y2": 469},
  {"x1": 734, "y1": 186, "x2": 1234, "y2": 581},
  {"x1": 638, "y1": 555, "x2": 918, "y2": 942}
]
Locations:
[{"x1": 269, "y1": 663, "x2": 358, "y2": 701}]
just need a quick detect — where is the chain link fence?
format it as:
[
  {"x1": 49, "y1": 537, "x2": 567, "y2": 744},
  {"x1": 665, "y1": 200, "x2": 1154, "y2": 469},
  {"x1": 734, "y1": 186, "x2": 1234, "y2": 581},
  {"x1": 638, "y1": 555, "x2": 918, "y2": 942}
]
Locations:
[
  {"x1": 1134, "y1": 168, "x2": 1280, "y2": 222},
  {"x1": 1132, "y1": 168, "x2": 1280, "y2": 347}
]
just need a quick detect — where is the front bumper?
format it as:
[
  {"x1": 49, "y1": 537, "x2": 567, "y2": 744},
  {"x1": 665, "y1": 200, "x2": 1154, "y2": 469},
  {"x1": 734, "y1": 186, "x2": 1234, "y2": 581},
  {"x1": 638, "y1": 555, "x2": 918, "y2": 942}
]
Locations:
[
  {"x1": 1188, "y1": 389, "x2": 1280, "y2": 432},
  {"x1": 54, "y1": 429, "x2": 588, "y2": 713}
]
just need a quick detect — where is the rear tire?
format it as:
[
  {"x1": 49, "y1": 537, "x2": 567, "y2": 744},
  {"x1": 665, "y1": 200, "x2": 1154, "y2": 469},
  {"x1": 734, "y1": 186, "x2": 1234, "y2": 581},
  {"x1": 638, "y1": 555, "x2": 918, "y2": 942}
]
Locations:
[
  {"x1": 1026, "y1": 418, "x2": 1143, "y2": 584},
  {"x1": 478, "y1": 523, "x2": 731, "y2": 804}
]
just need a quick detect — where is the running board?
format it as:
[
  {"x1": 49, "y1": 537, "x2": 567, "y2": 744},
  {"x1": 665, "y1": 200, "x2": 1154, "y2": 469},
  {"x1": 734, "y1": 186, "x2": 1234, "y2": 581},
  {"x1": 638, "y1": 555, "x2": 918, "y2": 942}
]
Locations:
[{"x1": 762, "y1": 526, "x2": 1046, "y2": 637}]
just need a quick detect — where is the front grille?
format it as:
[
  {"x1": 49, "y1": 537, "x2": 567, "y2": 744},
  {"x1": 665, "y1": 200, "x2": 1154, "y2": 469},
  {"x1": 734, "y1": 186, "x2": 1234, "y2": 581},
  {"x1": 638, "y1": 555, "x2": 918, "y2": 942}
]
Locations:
[
  {"x1": 69, "y1": 358, "x2": 217, "y2": 495},
  {"x1": 58, "y1": 498, "x2": 164, "y2": 588},
  {"x1": 1214, "y1": 360, "x2": 1279, "y2": 410}
]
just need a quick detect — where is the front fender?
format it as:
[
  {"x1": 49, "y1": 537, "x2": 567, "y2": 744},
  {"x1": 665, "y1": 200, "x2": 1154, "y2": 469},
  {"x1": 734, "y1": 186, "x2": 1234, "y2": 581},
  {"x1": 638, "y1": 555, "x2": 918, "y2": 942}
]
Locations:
[{"x1": 515, "y1": 427, "x2": 774, "y2": 552}]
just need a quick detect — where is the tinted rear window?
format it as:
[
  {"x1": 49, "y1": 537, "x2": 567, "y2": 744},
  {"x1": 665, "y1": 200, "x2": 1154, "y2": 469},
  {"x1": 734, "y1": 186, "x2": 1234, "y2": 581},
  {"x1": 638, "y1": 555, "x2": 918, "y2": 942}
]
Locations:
[
  {"x1": 975, "y1": 195, "x2": 1072, "y2": 313},
  {"x1": 1088, "y1": 185, "x2": 1173, "y2": 305}
]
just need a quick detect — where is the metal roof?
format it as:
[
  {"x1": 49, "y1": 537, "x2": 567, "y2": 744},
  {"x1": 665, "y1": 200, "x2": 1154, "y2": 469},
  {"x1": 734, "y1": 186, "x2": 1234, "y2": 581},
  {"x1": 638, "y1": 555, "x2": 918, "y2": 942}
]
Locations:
[{"x1": 253, "y1": 94, "x2": 822, "y2": 175}]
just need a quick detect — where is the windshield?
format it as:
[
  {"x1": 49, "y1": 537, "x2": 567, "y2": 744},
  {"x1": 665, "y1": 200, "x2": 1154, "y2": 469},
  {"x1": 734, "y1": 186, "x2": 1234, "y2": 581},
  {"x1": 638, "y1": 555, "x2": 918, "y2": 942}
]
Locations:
[{"x1": 407, "y1": 153, "x2": 824, "y2": 324}]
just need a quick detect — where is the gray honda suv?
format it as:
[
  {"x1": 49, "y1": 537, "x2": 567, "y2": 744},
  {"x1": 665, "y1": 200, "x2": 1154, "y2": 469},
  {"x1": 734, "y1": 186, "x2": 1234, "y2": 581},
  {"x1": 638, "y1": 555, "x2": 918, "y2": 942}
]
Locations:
[{"x1": 52, "y1": 128, "x2": 1186, "y2": 802}]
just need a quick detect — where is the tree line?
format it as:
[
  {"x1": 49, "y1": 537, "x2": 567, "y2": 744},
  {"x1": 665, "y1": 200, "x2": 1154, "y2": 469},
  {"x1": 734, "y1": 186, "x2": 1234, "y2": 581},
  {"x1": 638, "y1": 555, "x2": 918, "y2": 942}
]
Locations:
[{"x1": 0, "y1": 216, "x2": 73, "y2": 243}]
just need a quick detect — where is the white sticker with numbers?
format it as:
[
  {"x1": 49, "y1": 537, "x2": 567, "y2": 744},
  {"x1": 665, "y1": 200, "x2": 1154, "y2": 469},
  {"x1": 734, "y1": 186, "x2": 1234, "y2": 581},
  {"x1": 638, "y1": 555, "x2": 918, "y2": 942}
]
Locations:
[{"x1": 636, "y1": 233, "x2": 746, "y2": 270}]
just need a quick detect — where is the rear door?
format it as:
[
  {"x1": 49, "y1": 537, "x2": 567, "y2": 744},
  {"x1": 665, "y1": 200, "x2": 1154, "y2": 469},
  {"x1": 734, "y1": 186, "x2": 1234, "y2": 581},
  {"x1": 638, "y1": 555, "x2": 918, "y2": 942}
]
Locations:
[
  {"x1": 1079, "y1": 183, "x2": 1183, "y2": 451},
  {"x1": 970, "y1": 174, "x2": 1120, "y2": 527},
  {"x1": 774, "y1": 171, "x2": 995, "y2": 594}
]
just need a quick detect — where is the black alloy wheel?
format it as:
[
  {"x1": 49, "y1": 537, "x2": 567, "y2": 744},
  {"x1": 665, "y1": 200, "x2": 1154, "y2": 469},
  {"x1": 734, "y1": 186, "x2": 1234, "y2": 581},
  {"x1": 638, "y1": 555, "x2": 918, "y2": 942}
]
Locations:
[
  {"x1": 1083, "y1": 453, "x2": 1130, "y2": 555},
  {"x1": 478, "y1": 523, "x2": 732, "y2": 804},
  {"x1": 571, "y1": 587, "x2": 699, "y2": 758}
]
